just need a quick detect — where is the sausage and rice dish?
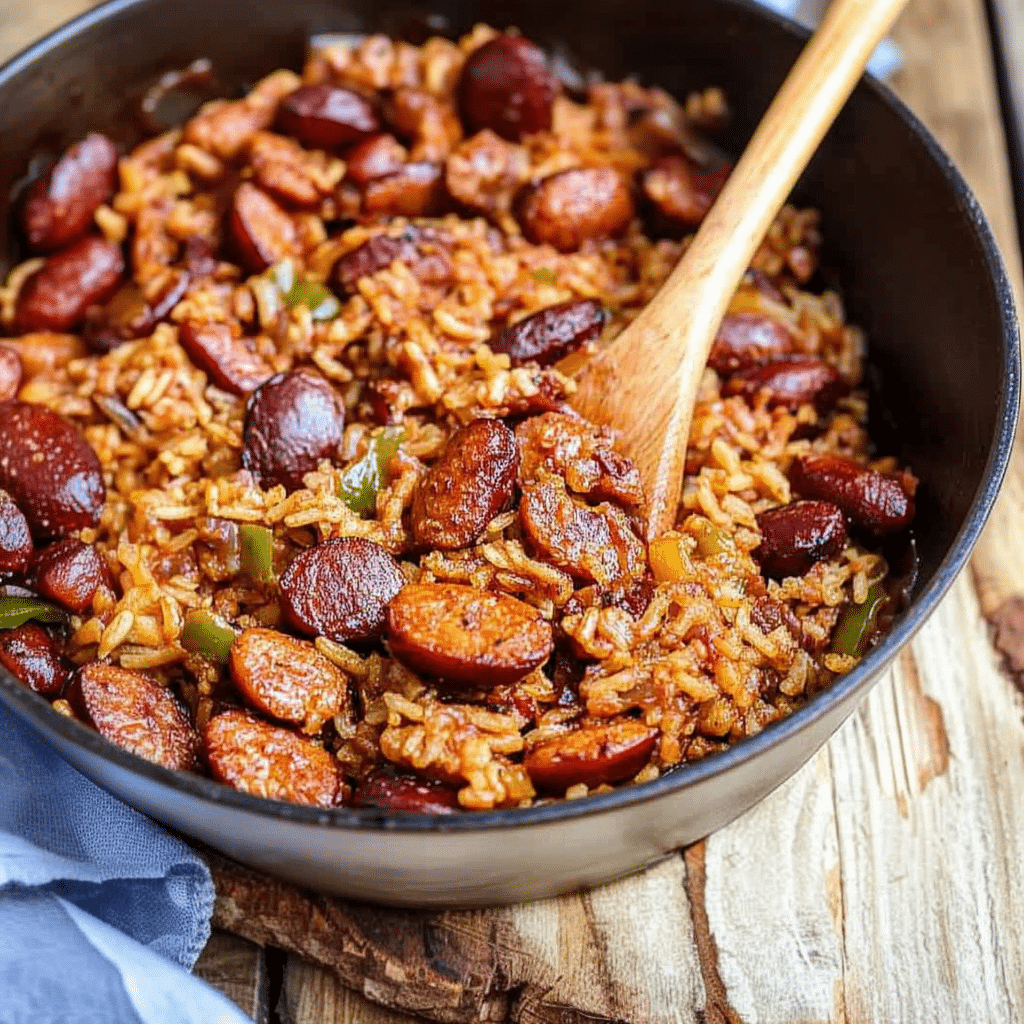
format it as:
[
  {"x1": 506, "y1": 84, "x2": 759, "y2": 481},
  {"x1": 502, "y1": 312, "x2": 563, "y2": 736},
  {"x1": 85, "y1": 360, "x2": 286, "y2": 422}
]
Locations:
[{"x1": 0, "y1": 26, "x2": 916, "y2": 812}]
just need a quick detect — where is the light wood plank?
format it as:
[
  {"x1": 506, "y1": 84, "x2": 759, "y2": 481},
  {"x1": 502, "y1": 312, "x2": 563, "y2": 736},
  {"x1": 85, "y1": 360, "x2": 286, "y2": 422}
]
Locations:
[
  {"x1": 282, "y1": 957, "x2": 429, "y2": 1024},
  {"x1": 831, "y1": 583, "x2": 1024, "y2": 1022},
  {"x1": 193, "y1": 931, "x2": 271, "y2": 1024}
]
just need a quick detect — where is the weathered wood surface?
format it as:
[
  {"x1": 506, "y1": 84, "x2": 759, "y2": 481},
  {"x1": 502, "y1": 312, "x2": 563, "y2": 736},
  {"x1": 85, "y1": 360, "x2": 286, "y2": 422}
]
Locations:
[
  {"x1": 5, "y1": 0, "x2": 1024, "y2": 1021},
  {"x1": 193, "y1": 931, "x2": 271, "y2": 1024}
]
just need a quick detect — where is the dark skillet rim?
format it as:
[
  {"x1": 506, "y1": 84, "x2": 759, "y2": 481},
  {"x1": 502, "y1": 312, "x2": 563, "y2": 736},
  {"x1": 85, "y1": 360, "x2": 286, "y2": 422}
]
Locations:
[{"x1": 0, "y1": 0, "x2": 1018, "y2": 834}]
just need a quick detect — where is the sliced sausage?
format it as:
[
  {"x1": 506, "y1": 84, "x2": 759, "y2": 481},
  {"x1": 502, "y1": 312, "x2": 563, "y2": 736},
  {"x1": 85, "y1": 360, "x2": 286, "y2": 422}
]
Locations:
[
  {"x1": 362, "y1": 162, "x2": 447, "y2": 218},
  {"x1": 344, "y1": 133, "x2": 407, "y2": 185},
  {"x1": 386, "y1": 583, "x2": 553, "y2": 688},
  {"x1": 411, "y1": 419, "x2": 518, "y2": 550},
  {"x1": 83, "y1": 270, "x2": 190, "y2": 353},
  {"x1": 21, "y1": 133, "x2": 119, "y2": 253},
  {"x1": 708, "y1": 314, "x2": 793, "y2": 376},
  {"x1": 229, "y1": 627, "x2": 349, "y2": 734},
  {"x1": 0, "y1": 402, "x2": 105, "y2": 540},
  {"x1": 457, "y1": 35, "x2": 557, "y2": 141},
  {"x1": 641, "y1": 154, "x2": 729, "y2": 233},
  {"x1": 78, "y1": 663, "x2": 199, "y2": 771},
  {"x1": 519, "y1": 480, "x2": 646, "y2": 585},
  {"x1": 790, "y1": 454, "x2": 915, "y2": 535},
  {"x1": 178, "y1": 320, "x2": 275, "y2": 396},
  {"x1": 277, "y1": 84, "x2": 379, "y2": 150},
  {"x1": 332, "y1": 229, "x2": 452, "y2": 294},
  {"x1": 0, "y1": 489, "x2": 33, "y2": 577},
  {"x1": 0, "y1": 624, "x2": 71, "y2": 697},
  {"x1": 515, "y1": 412, "x2": 644, "y2": 507},
  {"x1": 516, "y1": 167, "x2": 633, "y2": 253},
  {"x1": 352, "y1": 765, "x2": 461, "y2": 814},
  {"x1": 229, "y1": 182, "x2": 301, "y2": 273},
  {"x1": 753, "y1": 500, "x2": 848, "y2": 579},
  {"x1": 723, "y1": 357, "x2": 847, "y2": 412},
  {"x1": 280, "y1": 537, "x2": 406, "y2": 643},
  {"x1": 25, "y1": 538, "x2": 112, "y2": 613},
  {"x1": 205, "y1": 709, "x2": 340, "y2": 806},
  {"x1": 525, "y1": 720, "x2": 658, "y2": 792},
  {"x1": 242, "y1": 370, "x2": 345, "y2": 491},
  {"x1": 491, "y1": 299, "x2": 605, "y2": 367},
  {"x1": 248, "y1": 131, "x2": 325, "y2": 208},
  {"x1": 16, "y1": 236, "x2": 124, "y2": 333}
]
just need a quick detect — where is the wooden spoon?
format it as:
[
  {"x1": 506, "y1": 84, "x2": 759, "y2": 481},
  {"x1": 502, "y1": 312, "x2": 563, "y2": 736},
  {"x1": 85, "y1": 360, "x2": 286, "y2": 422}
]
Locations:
[{"x1": 570, "y1": 0, "x2": 910, "y2": 539}]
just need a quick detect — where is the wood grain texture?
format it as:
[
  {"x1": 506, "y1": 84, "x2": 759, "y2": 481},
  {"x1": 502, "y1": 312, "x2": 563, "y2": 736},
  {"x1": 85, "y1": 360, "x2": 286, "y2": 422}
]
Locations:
[
  {"x1": 282, "y1": 959, "x2": 426, "y2": 1024},
  {"x1": 193, "y1": 931, "x2": 271, "y2": 1024},
  {"x1": 4, "y1": 1, "x2": 1024, "y2": 1022},
  {"x1": 571, "y1": 0, "x2": 910, "y2": 538}
]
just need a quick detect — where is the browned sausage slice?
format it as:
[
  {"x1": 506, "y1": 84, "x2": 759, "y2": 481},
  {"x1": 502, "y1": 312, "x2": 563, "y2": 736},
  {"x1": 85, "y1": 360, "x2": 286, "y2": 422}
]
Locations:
[
  {"x1": 491, "y1": 300, "x2": 605, "y2": 367},
  {"x1": 753, "y1": 500, "x2": 848, "y2": 579},
  {"x1": 519, "y1": 480, "x2": 646, "y2": 585},
  {"x1": 229, "y1": 182, "x2": 301, "y2": 273},
  {"x1": 708, "y1": 314, "x2": 793, "y2": 376},
  {"x1": 277, "y1": 84, "x2": 379, "y2": 150},
  {"x1": 78, "y1": 662, "x2": 199, "y2": 771},
  {"x1": 525, "y1": 720, "x2": 658, "y2": 792},
  {"x1": 22, "y1": 133, "x2": 119, "y2": 253},
  {"x1": 205, "y1": 709, "x2": 341, "y2": 806},
  {"x1": 790, "y1": 454, "x2": 915, "y2": 535},
  {"x1": 242, "y1": 370, "x2": 345, "y2": 491},
  {"x1": 229, "y1": 627, "x2": 349, "y2": 734},
  {"x1": 178, "y1": 321, "x2": 275, "y2": 396},
  {"x1": 0, "y1": 624, "x2": 71, "y2": 697},
  {"x1": 26, "y1": 538, "x2": 112, "y2": 612},
  {"x1": 457, "y1": 35, "x2": 557, "y2": 141},
  {"x1": 411, "y1": 419, "x2": 518, "y2": 550},
  {"x1": 362, "y1": 162, "x2": 447, "y2": 218},
  {"x1": 387, "y1": 583, "x2": 553, "y2": 688},
  {"x1": 332, "y1": 229, "x2": 452, "y2": 294},
  {"x1": 0, "y1": 489, "x2": 33, "y2": 577},
  {"x1": 0, "y1": 402, "x2": 105, "y2": 540},
  {"x1": 516, "y1": 167, "x2": 633, "y2": 252},
  {"x1": 84, "y1": 270, "x2": 190, "y2": 354},
  {"x1": 248, "y1": 131, "x2": 325, "y2": 208},
  {"x1": 641, "y1": 154, "x2": 729, "y2": 233},
  {"x1": 352, "y1": 765, "x2": 461, "y2": 813},
  {"x1": 722, "y1": 357, "x2": 847, "y2": 411},
  {"x1": 16, "y1": 236, "x2": 124, "y2": 333},
  {"x1": 344, "y1": 133, "x2": 407, "y2": 185},
  {"x1": 280, "y1": 537, "x2": 406, "y2": 643},
  {"x1": 515, "y1": 412, "x2": 643, "y2": 506}
]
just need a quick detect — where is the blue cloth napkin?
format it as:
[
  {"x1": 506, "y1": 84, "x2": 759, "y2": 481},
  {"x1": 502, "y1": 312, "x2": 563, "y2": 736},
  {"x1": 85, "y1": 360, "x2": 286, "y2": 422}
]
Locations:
[{"x1": 0, "y1": 702, "x2": 253, "y2": 1024}]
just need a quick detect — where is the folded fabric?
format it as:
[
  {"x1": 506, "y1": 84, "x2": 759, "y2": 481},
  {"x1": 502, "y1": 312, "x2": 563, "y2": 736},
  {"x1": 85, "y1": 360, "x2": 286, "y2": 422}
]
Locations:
[{"x1": 0, "y1": 702, "x2": 252, "y2": 1024}]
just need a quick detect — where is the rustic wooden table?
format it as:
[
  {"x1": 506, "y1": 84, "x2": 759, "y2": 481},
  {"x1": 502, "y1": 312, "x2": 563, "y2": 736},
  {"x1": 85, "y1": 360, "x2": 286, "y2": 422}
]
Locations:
[{"x1": 5, "y1": 0, "x2": 1024, "y2": 1021}]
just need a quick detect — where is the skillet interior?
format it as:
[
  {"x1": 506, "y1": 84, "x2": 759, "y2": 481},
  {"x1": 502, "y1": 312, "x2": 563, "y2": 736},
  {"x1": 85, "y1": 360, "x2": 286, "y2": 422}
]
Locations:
[{"x1": 0, "y1": 0, "x2": 1015, "y2": 905}]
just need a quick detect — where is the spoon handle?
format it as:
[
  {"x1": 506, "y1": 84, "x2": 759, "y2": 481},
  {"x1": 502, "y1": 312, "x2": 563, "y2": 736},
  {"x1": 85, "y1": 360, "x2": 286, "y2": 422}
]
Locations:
[{"x1": 571, "y1": 0, "x2": 910, "y2": 539}]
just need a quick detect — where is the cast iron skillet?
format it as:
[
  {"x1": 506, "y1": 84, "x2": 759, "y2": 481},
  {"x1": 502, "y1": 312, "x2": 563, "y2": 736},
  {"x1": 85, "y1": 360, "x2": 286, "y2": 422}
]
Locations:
[{"x1": 0, "y1": 0, "x2": 1017, "y2": 907}]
